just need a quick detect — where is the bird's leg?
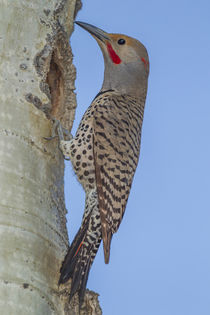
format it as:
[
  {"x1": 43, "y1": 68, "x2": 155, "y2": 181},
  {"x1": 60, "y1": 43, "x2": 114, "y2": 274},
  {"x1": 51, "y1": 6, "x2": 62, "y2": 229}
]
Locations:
[
  {"x1": 44, "y1": 118, "x2": 73, "y2": 160},
  {"x1": 44, "y1": 118, "x2": 72, "y2": 141}
]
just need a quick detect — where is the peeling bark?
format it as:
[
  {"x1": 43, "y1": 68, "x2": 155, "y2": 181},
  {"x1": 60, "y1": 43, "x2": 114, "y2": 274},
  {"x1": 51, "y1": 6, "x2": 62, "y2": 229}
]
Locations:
[{"x1": 0, "y1": 0, "x2": 101, "y2": 314}]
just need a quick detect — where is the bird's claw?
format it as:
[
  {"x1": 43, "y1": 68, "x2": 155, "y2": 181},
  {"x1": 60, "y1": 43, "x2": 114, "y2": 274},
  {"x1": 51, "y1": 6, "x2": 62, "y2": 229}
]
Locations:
[
  {"x1": 44, "y1": 118, "x2": 73, "y2": 142},
  {"x1": 43, "y1": 135, "x2": 58, "y2": 141},
  {"x1": 44, "y1": 118, "x2": 73, "y2": 161}
]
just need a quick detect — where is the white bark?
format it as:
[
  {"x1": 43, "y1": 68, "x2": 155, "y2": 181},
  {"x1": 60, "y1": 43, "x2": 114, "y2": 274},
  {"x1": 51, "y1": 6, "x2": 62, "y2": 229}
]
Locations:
[{"x1": 0, "y1": 0, "x2": 101, "y2": 314}]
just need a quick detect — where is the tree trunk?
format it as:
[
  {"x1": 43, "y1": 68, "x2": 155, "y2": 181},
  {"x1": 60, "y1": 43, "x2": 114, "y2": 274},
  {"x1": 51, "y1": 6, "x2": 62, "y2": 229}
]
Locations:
[{"x1": 0, "y1": 1, "x2": 101, "y2": 314}]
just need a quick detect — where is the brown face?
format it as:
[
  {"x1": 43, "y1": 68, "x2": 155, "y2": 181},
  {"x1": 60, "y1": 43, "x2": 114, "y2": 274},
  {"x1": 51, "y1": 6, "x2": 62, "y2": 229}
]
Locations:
[
  {"x1": 75, "y1": 21, "x2": 149, "y2": 75},
  {"x1": 104, "y1": 34, "x2": 149, "y2": 72}
]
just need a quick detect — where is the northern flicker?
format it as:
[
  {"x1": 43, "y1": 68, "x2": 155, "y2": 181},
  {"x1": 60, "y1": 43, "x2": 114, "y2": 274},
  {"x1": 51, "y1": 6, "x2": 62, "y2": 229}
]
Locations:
[{"x1": 57, "y1": 21, "x2": 149, "y2": 305}]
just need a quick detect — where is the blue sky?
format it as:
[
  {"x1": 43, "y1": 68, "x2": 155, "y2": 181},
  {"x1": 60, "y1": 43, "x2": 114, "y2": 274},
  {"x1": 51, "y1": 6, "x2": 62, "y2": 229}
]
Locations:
[{"x1": 64, "y1": 1, "x2": 210, "y2": 314}]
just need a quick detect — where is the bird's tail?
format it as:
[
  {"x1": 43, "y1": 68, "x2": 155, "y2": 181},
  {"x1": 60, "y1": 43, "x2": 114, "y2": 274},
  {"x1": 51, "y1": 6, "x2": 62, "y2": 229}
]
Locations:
[{"x1": 59, "y1": 210, "x2": 101, "y2": 306}]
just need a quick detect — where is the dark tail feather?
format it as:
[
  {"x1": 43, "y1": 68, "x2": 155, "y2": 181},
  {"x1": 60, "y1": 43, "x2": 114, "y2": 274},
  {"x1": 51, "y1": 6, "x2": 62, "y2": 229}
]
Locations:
[
  {"x1": 69, "y1": 265, "x2": 83, "y2": 299},
  {"x1": 58, "y1": 225, "x2": 101, "y2": 306},
  {"x1": 69, "y1": 253, "x2": 92, "y2": 307},
  {"x1": 78, "y1": 253, "x2": 92, "y2": 308},
  {"x1": 59, "y1": 225, "x2": 88, "y2": 284}
]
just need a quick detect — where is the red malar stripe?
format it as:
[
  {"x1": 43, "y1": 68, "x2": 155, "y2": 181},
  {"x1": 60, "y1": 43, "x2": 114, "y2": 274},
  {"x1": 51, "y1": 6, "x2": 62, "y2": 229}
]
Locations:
[
  {"x1": 141, "y1": 57, "x2": 149, "y2": 70},
  {"x1": 107, "y1": 43, "x2": 121, "y2": 64}
]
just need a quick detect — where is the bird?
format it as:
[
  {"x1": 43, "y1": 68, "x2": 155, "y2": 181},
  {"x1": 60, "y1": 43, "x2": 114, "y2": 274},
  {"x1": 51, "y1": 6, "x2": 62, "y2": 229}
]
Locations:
[{"x1": 58, "y1": 21, "x2": 149, "y2": 307}]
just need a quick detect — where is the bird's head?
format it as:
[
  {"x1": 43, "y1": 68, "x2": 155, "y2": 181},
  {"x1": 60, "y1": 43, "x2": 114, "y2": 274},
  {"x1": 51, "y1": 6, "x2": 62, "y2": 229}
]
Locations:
[{"x1": 75, "y1": 21, "x2": 149, "y2": 96}]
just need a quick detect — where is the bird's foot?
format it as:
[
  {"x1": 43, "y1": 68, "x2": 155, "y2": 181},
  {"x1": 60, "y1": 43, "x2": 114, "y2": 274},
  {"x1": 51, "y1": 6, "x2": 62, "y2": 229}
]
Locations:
[
  {"x1": 44, "y1": 118, "x2": 73, "y2": 141},
  {"x1": 44, "y1": 118, "x2": 73, "y2": 160}
]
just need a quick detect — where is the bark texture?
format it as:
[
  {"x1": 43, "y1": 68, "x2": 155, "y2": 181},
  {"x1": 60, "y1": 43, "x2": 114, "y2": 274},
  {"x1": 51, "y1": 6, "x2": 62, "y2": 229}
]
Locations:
[{"x1": 0, "y1": 0, "x2": 101, "y2": 314}]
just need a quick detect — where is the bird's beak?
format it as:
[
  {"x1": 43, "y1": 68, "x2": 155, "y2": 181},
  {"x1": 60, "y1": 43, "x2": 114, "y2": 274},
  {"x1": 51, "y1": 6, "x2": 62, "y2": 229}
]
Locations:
[{"x1": 75, "y1": 21, "x2": 110, "y2": 43}]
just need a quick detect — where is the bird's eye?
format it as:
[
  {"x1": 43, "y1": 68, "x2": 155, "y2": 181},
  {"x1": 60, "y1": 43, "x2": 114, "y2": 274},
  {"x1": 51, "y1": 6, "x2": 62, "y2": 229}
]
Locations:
[{"x1": 118, "y1": 38, "x2": 126, "y2": 45}]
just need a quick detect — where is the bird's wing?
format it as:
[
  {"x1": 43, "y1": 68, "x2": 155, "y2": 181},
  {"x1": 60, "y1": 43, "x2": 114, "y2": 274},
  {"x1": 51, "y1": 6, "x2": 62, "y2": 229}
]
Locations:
[{"x1": 93, "y1": 93, "x2": 142, "y2": 263}]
